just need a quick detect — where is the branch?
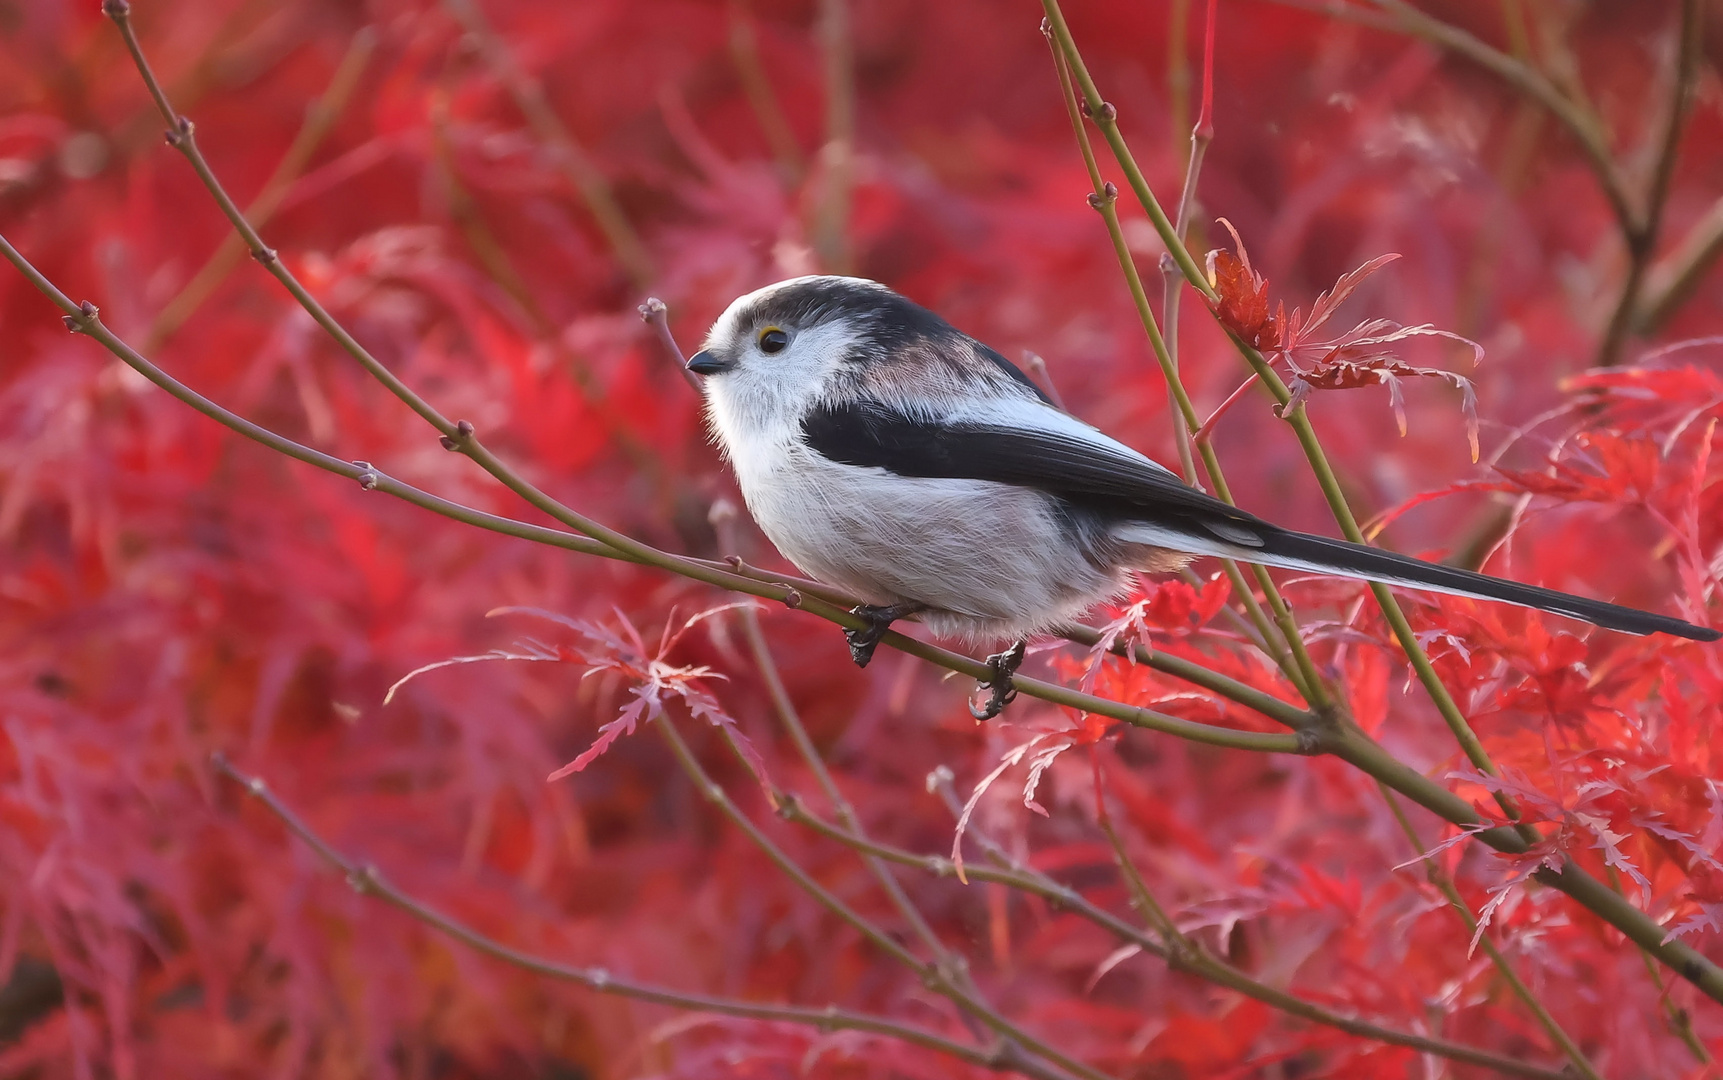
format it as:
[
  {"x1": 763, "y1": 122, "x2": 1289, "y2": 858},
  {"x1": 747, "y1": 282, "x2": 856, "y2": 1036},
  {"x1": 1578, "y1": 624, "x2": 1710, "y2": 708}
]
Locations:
[
  {"x1": 1037, "y1": 4, "x2": 1212, "y2": 300},
  {"x1": 1158, "y1": 0, "x2": 1215, "y2": 489},
  {"x1": 1608, "y1": 867, "x2": 1716, "y2": 1067},
  {"x1": 207, "y1": 755, "x2": 1039, "y2": 1078},
  {"x1": 712, "y1": 501, "x2": 996, "y2": 1048}
]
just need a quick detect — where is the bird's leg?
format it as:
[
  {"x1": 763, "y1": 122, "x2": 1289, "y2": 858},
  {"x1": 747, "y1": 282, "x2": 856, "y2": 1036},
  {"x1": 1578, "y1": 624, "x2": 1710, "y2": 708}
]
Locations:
[
  {"x1": 843, "y1": 602, "x2": 927, "y2": 668},
  {"x1": 969, "y1": 640, "x2": 1026, "y2": 721}
]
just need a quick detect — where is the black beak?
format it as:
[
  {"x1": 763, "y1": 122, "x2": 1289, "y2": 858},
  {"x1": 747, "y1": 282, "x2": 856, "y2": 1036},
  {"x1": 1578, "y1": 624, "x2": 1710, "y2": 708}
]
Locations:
[{"x1": 686, "y1": 349, "x2": 733, "y2": 376}]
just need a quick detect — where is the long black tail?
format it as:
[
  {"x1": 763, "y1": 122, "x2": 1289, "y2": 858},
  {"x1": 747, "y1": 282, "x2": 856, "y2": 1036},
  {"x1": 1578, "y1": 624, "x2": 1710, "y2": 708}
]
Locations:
[{"x1": 1250, "y1": 527, "x2": 1718, "y2": 641}]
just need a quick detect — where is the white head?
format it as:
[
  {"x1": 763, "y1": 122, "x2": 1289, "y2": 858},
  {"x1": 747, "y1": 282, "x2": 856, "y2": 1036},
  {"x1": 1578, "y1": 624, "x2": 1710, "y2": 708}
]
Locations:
[{"x1": 688, "y1": 276, "x2": 1046, "y2": 444}]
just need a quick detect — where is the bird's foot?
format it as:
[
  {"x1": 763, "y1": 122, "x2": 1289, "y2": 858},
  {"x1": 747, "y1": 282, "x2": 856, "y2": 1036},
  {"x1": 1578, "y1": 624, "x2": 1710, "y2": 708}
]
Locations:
[
  {"x1": 969, "y1": 640, "x2": 1026, "y2": 721},
  {"x1": 843, "y1": 603, "x2": 926, "y2": 668}
]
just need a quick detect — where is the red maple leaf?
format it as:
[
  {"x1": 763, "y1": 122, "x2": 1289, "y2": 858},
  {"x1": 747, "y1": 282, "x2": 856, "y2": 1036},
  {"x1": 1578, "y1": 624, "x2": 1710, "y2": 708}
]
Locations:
[{"x1": 1204, "y1": 220, "x2": 1484, "y2": 458}]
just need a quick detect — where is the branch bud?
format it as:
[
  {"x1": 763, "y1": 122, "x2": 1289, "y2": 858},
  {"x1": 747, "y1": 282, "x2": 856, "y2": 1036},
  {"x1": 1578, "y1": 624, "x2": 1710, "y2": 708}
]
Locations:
[{"x1": 62, "y1": 300, "x2": 99, "y2": 333}]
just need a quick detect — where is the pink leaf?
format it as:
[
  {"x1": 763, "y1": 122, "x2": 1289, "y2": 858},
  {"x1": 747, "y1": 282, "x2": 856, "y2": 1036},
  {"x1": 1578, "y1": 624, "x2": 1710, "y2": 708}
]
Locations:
[{"x1": 1300, "y1": 252, "x2": 1401, "y2": 340}]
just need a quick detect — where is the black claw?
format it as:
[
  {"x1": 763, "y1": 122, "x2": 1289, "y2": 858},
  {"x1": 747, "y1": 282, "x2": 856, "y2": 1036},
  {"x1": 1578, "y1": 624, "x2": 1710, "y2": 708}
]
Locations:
[
  {"x1": 842, "y1": 603, "x2": 924, "y2": 668},
  {"x1": 969, "y1": 640, "x2": 1026, "y2": 721},
  {"x1": 844, "y1": 622, "x2": 884, "y2": 668}
]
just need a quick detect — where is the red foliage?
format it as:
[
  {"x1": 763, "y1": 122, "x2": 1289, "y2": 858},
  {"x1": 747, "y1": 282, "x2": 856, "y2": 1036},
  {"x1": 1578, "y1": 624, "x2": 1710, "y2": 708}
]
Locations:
[{"x1": 2, "y1": 1, "x2": 1722, "y2": 1078}]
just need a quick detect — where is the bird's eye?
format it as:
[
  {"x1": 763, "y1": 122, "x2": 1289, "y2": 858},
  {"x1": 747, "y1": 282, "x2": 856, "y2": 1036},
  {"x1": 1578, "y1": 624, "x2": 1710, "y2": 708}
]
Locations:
[{"x1": 757, "y1": 327, "x2": 789, "y2": 355}]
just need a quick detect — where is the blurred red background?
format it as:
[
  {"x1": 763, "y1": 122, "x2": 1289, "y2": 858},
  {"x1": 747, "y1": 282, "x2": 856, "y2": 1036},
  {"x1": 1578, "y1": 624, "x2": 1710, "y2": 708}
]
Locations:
[{"x1": 2, "y1": 0, "x2": 1721, "y2": 1076}]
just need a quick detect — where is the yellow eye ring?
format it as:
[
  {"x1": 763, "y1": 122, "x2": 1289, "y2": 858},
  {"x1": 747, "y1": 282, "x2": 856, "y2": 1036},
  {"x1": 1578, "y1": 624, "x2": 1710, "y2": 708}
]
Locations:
[{"x1": 757, "y1": 327, "x2": 789, "y2": 354}]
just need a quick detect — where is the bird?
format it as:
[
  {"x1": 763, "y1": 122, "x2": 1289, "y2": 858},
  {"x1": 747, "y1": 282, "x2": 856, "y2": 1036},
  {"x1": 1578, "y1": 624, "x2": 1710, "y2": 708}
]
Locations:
[{"x1": 685, "y1": 275, "x2": 1718, "y2": 717}]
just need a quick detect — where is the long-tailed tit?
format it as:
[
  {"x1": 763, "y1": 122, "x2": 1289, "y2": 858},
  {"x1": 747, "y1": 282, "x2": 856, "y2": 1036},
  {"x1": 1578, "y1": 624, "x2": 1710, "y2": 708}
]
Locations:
[{"x1": 687, "y1": 276, "x2": 1717, "y2": 716}]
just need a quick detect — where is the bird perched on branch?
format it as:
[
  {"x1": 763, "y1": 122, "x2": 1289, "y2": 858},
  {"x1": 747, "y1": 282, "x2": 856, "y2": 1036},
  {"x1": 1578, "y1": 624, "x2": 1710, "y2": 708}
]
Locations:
[{"x1": 687, "y1": 276, "x2": 1717, "y2": 718}]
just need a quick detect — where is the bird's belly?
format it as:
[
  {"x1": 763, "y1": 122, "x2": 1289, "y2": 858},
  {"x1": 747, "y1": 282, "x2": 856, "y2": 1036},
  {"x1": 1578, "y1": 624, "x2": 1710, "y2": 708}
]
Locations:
[{"x1": 738, "y1": 455, "x2": 1124, "y2": 638}]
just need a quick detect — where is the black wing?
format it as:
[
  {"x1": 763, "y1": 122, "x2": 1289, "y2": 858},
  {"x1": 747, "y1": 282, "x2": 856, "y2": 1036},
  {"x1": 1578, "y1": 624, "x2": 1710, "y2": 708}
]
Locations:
[{"x1": 800, "y1": 398, "x2": 1272, "y2": 547}]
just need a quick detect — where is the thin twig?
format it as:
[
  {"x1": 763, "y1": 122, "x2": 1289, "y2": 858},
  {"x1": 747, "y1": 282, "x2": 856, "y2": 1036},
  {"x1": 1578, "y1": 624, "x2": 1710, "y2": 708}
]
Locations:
[
  {"x1": 711, "y1": 501, "x2": 989, "y2": 1027},
  {"x1": 840, "y1": 778, "x2": 1571, "y2": 1080},
  {"x1": 438, "y1": 0, "x2": 655, "y2": 286},
  {"x1": 143, "y1": 26, "x2": 376, "y2": 352},
  {"x1": 811, "y1": 0, "x2": 854, "y2": 273},
  {"x1": 1058, "y1": 623, "x2": 1314, "y2": 731},
  {"x1": 207, "y1": 755, "x2": 1037, "y2": 1078},
  {"x1": 1039, "y1": 3, "x2": 1214, "y2": 300},
  {"x1": 0, "y1": 234, "x2": 620, "y2": 562},
  {"x1": 1603, "y1": 865, "x2": 1715, "y2": 1067},
  {"x1": 1158, "y1": 0, "x2": 1214, "y2": 489},
  {"x1": 640, "y1": 297, "x2": 703, "y2": 392},
  {"x1": 1094, "y1": 808, "x2": 1189, "y2": 954}
]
